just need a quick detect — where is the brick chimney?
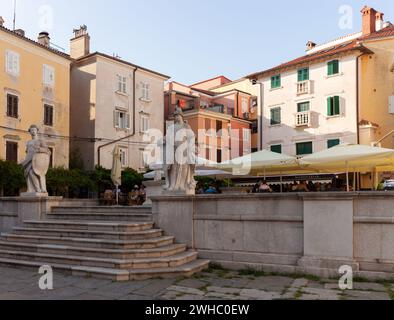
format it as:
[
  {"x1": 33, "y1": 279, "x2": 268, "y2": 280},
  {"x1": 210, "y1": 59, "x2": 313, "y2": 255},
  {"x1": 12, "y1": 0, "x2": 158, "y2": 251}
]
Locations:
[
  {"x1": 376, "y1": 12, "x2": 384, "y2": 32},
  {"x1": 70, "y1": 25, "x2": 90, "y2": 59},
  {"x1": 361, "y1": 6, "x2": 377, "y2": 35},
  {"x1": 38, "y1": 31, "x2": 50, "y2": 46}
]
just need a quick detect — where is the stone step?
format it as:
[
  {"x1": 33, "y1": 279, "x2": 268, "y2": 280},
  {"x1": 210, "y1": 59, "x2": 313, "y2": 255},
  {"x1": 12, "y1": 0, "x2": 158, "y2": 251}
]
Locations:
[
  {"x1": 52, "y1": 206, "x2": 152, "y2": 214},
  {"x1": 46, "y1": 212, "x2": 153, "y2": 222},
  {"x1": 0, "y1": 241, "x2": 187, "y2": 259},
  {"x1": 1, "y1": 233, "x2": 175, "y2": 250},
  {"x1": 12, "y1": 227, "x2": 163, "y2": 241},
  {"x1": 23, "y1": 220, "x2": 154, "y2": 232},
  {"x1": 128, "y1": 259, "x2": 210, "y2": 281},
  {"x1": 0, "y1": 249, "x2": 198, "y2": 270},
  {"x1": 0, "y1": 258, "x2": 210, "y2": 281}
]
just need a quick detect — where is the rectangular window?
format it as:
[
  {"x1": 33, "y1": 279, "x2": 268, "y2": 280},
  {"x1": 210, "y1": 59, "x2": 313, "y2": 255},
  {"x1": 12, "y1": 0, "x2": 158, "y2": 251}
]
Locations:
[
  {"x1": 271, "y1": 75, "x2": 281, "y2": 89},
  {"x1": 327, "y1": 60, "x2": 339, "y2": 76},
  {"x1": 298, "y1": 68, "x2": 309, "y2": 82},
  {"x1": 297, "y1": 101, "x2": 310, "y2": 112},
  {"x1": 217, "y1": 149, "x2": 222, "y2": 163},
  {"x1": 114, "y1": 110, "x2": 130, "y2": 129},
  {"x1": 251, "y1": 120, "x2": 258, "y2": 134},
  {"x1": 48, "y1": 147, "x2": 54, "y2": 168},
  {"x1": 119, "y1": 148, "x2": 128, "y2": 167},
  {"x1": 141, "y1": 82, "x2": 151, "y2": 101},
  {"x1": 43, "y1": 64, "x2": 55, "y2": 86},
  {"x1": 140, "y1": 115, "x2": 150, "y2": 133},
  {"x1": 7, "y1": 94, "x2": 19, "y2": 118},
  {"x1": 271, "y1": 145, "x2": 282, "y2": 154},
  {"x1": 216, "y1": 120, "x2": 223, "y2": 136},
  {"x1": 6, "y1": 141, "x2": 18, "y2": 162},
  {"x1": 243, "y1": 128, "x2": 251, "y2": 142},
  {"x1": 241, "y1": 97, "x2": 249, "y2": 114},
  {"x1": 296, "y1": 142, "x2": 313, "y2": 156},
  {"x1": 327, "y1": 139, "x2": 340, "y2": 149},
  {"x1": 6, "y1": 51, "x2": 20, "y2": 76},
  {"x1": 44, "y1": 104, "x2": 54, "y2": 126},
  {"x1": 117, "y1": 75, "x2": 127, "y2": 93},
  {"x1": 327, "y1": 96, "x2": 340, "y2": 116},
  {"x1": 270, "y1": 107, "x2": 281, "y2": 126}
]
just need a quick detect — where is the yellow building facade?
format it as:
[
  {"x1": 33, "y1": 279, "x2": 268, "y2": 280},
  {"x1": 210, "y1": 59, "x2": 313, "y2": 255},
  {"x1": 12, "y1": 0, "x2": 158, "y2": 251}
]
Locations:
[{"x1": 0, "y1": 26, "x2": 71, "y2": 167}]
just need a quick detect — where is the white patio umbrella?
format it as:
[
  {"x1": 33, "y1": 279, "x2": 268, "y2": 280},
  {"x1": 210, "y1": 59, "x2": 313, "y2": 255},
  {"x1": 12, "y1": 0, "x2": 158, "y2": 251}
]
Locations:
[
  {"x1": 300, "y1": 143, "x2": 394, "y2": 191},
  {"x1": 217, "y1": 149, "x2": 299, "y2": 177},
  {"x1": 111, "y1": 145, "x2": 122, "y2": 205}
]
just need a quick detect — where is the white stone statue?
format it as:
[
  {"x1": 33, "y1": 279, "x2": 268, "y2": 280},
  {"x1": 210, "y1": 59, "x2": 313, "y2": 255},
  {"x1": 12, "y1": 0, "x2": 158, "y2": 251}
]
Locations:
[
  {"x1": 163, "y1": 107, "x2": 196, "y2": 195},
  {"x1": 20, "y1": 125, "x2": 51, "y2": 196}
]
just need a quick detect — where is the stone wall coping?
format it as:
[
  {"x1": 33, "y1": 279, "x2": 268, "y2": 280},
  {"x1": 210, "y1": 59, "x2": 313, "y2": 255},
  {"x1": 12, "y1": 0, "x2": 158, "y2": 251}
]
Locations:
[
  {"x1": 0, "y1": 196, "x2": 63, "y2": 202},
  {"x1": 151, "y1": 191, "x2": 394, "y2": 202}
]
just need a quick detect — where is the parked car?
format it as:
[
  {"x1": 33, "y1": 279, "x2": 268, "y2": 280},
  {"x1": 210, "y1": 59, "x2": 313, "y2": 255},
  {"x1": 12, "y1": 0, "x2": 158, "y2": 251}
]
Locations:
[{"x1": 384, "y1": 180, "x2": 394, "y2": 191}]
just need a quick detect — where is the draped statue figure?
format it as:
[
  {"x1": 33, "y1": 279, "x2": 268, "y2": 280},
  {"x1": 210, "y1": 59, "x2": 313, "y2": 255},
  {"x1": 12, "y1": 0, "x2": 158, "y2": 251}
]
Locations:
[
  {"x1": 20, "y1": 125, "x2": 51, "y2": 196},
  {"x1": 163, "y1": 107, "x2": 196, "y2": 195}
]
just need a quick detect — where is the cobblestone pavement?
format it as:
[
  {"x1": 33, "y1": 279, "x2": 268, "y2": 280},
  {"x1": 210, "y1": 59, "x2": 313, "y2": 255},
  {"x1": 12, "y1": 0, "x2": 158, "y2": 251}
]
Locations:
[{"x1": 0, "y1": 266, "x2": 393, "y2": 300}]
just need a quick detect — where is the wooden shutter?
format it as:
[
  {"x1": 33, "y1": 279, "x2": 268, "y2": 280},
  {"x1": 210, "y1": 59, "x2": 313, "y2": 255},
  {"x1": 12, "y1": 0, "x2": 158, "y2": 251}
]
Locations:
[
  {"x1": 334, "y1": 96, "x2": 340, "y2": 115},
  {"x1": 327, "y1": 97, "x2": 333, "y2": 116},
  {"x1": 114, "y1": 111, "x2": 120, "y2": 128},
  {"x1": 126, "y1": 113, "x2": 131, "y2": 129}
]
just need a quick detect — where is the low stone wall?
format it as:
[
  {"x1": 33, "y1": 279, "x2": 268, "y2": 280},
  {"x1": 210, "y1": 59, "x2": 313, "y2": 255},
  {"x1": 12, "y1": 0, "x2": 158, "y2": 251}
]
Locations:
[{"x1": 151, "y1": 192, "x2": 394, "y2": 280}]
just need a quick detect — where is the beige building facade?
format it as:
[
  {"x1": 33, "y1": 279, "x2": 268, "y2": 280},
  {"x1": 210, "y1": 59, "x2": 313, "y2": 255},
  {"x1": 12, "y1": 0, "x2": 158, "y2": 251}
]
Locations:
[
  {"x1": 70, "y1": 27, "x2": 170, "y2": 171},
  {"x1": 0, "y1": 21, "x2": 71, "y2": 167}
]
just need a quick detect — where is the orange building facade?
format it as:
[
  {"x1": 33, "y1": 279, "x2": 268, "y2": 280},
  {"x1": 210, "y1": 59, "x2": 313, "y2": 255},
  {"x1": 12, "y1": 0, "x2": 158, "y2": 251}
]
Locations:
[{"x1": 164, "y1": 77, "x2": 258, "y2": 162}]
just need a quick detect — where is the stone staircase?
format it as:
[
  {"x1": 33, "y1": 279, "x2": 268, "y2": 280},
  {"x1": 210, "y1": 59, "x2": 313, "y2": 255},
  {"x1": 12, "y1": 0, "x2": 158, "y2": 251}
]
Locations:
[{"x1": 0, "y1": 206, "x2": 209, "y2": 281}]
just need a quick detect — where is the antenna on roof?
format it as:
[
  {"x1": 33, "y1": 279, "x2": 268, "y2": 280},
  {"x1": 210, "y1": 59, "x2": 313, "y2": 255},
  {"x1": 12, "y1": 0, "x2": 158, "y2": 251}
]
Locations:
[{"x1": 12, "y1": 0, "x2": 17, "y2": 30}]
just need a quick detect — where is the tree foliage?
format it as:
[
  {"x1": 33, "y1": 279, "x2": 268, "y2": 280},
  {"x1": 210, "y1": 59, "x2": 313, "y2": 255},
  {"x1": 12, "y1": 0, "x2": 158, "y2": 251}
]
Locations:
[{"x1": 0, "y1": 160, "x2": 26, "y2": 196}]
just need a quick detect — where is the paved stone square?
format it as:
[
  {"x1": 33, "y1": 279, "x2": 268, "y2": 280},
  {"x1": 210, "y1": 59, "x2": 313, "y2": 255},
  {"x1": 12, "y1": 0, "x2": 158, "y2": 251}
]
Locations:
[{"x1": 0, "y1": 265, "x2": 393, "y2": 300}]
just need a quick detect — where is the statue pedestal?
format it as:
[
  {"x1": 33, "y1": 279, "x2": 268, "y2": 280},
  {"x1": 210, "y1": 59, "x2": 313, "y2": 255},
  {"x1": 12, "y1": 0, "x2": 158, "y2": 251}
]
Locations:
[
  {"x1": 143, "y1": 181, "x2": 165, "y2": 206},
  {"x1": 20, "y1": 192, "x2": 49, "y2": 198}
]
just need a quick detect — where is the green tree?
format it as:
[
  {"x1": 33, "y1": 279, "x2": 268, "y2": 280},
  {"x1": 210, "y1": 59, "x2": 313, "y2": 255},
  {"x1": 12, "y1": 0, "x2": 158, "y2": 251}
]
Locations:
[
  {"x1": 0, "y1": 160, "x2": 26, "y2": 196},
  {"x1": 121, "y1": 168, "x2": 143, "y2": 193}
]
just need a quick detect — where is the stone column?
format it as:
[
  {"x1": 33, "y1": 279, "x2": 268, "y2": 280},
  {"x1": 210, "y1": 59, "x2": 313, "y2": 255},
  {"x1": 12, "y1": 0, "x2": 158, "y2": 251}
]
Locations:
[{"x1": 298, "y1": 193, "x2": 359, "y2": 275}]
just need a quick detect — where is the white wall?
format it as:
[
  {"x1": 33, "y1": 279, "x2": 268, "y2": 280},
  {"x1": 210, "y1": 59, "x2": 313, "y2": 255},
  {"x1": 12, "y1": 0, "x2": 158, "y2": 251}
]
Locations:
[{"x1": 259, "y1": 54, "x2": 359, "y2": 156}]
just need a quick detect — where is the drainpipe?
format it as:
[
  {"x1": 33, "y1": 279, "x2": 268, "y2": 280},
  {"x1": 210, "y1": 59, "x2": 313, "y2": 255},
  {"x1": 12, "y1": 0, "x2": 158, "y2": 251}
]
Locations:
[
  {"x1": 250, "y1": 79, "x2": 264, "y2": 150},
  {"x1": 97, "y1": 67, "x2": 138, "y2": 167}
]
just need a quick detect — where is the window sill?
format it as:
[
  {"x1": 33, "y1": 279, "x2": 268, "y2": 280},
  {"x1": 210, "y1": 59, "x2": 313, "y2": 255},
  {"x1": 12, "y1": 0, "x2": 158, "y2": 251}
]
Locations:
[
  {"x1": 115, "y1": 91, "x2": 129, "y2": 97},
  {"x1": 269, "y1": 124, "x2": 282, "y2": 128},
  {"x1": 139, "y1": 98, "x2": 152, "y2": 103},
  {"x1": 269, "y1": 87, "x2": 283, "y2": 92},
  {"x1": 325, "y1": 72, "x2": 343, "y2": 79},
  {"x1": 6, "y1": 116, "x2": 20, "y2": 121},
  {"x1": 326, "y1": 115, "x2": 342, "y2": 119}
]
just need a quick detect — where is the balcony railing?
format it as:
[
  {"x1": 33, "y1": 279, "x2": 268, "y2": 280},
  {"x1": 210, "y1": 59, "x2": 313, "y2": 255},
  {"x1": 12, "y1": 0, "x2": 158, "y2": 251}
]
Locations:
[
  {"x1": 295, "y1": 111, "x2": 311, "y2": 127},
  {"x1": 296, "y1": 80, "x2": 311, "y2": 95}
]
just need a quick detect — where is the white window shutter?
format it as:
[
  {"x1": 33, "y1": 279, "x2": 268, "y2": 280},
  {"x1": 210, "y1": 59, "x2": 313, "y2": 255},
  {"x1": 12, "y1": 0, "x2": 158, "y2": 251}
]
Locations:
[
  {"x1": 146, "y1": 84, "x2": 150, "y2": 100},
  {"x1": 14, "y1": 53, "x2": 20, "y2": 75},
  {"x1": 114, "y1": 111, "x2": 120, "y2": 128},
  {"x1": 389, "y1": 96, "x2": 394, "y2": 114},
  {"x1": 126, "y1": 113, "x2": 131, "y2": 129}
]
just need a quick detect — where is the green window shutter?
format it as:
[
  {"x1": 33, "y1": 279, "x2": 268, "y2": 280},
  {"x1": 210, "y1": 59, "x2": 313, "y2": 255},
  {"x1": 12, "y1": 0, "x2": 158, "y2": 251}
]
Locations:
[
  {"x1": 333, "y1": 60, "x2": 339, "y2": 74},
  {"x1": 328, "y1": 60, "x2": 339, "y2": 76},
  {"x1": 327, "y1": 97, "x2": 333, "y2": 116},
  {"x1": 298, "y1": 68, "x2": 309, "y2": 82},
  {"x1": 271, "y1": 75, "x2": 281, "y2": 89},
  {"x1": 271, "y1": 145, "x2": 282, "y2": 154},
  {"x1": 327, "y1": 139, "x2": 340, "y2": 149},
  {"x1": 334, "y1": 96, "x2": 340, "y2": 115},
  {"x1": 270, "y1": 108, "x2": 281, "y2": 125},
  {"x1": 296, "y1": 142, "x2": 313, "y2": 156}
]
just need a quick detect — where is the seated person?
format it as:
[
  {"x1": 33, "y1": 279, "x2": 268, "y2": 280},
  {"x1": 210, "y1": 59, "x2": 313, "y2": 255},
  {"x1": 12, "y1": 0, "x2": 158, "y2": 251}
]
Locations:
[
  {"x1": 103, "y1": 189, "x2": 115, "y2": 205},
  {"x1": 138, "y1": 185, "x2": 147, "y2": 205},
  {"x1": 296, "y1": 181, "x2": 309, "y2": 192},
  {"x1": 205, "y1": 185, "x2": 218, "y2": 194},
  {"x1": 128, "y1": 185, "x2": 140, "y2": 206},
  {"x1": 259, "y1": 180, "x2": 272, "y2": 193}
]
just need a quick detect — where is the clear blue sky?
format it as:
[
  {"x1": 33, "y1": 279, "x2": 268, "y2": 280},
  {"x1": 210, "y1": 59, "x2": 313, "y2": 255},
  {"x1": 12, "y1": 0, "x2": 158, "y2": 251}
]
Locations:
[{"x1": 2, "y1": 0, "x2": 394, "y2": 84}]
